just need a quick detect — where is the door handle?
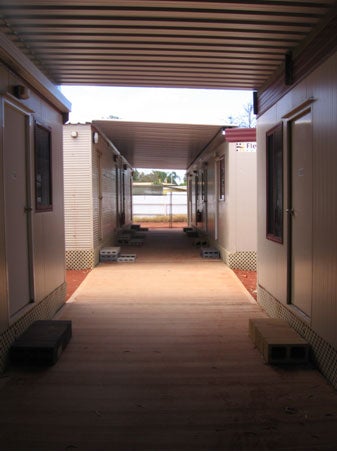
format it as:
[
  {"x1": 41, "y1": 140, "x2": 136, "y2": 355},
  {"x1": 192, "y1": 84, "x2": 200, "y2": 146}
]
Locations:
[
  {"x1": 24, "y1": 206, "x2": 33, "y2": 213},
  {"x1": 286, "y1": 208, "x2": 294, "y2": 215}
]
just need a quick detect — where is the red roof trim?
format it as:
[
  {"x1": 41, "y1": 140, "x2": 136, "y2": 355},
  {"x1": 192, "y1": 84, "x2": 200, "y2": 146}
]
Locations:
[{"x1": 224, "y1": 128, "x2": 256, "y2": 143}]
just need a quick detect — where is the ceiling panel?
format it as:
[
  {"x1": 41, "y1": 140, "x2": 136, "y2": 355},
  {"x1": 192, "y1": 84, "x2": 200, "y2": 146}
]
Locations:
[
  {"x1": 93, "y1": 120, "x2": 224, "y2": 169},
  {"x1": 0, "y1": 0, "x2": 335, "y2": 90},
  {"x1": 1, "y1": 1, "x2": 336, "y2": 170}
]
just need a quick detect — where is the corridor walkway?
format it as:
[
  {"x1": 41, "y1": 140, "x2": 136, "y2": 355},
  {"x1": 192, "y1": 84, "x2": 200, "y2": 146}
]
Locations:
[{"x1": 1, "y1": 229, "x2": 337, "y2": 450}]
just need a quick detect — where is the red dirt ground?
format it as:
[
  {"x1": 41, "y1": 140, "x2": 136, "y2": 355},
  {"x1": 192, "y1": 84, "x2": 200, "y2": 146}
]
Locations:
[
  {"x1": 65, "y1": 269, "x2": 91, "y2": 301},
  {"x1": 232, "y1": 269, "x2": 257, "y2": 300}
]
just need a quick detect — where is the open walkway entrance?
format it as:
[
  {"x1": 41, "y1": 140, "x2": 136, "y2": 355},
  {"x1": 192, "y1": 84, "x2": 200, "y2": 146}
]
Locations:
[{"x1": 1, "y1": 229, "x2": 337, "y2": 450}]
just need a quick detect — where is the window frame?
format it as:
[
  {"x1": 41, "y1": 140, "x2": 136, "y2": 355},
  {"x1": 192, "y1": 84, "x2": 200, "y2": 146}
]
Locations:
[
  {"x1": 266, "y1": 123, "x2": 284, "y2": 243},
  {"x1": 34, "y1": 123, "x2": 53, "y2": 212}
]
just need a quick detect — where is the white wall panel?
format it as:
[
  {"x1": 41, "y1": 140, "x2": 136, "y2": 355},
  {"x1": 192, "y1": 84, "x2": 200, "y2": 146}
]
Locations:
[
  {"x1": 236, "y1": 152, "x2": 257, "y2": 251},
  {"x1": 64, "y1": 124, "x2": 93, "y2": 249},
  {"x1": 206, "y1": 157, "x2": 216, "y2": 239},
  {"x1": 309, "y1": 52, "x2": 337, "y2": 347},
  {"x1": 188, "y1": 138, "x2": 257, "y2": 268},
  {"x1": 257, "y1": 50, "x2": 337, "y2": 348},
  {"x1": 29, "y1": 106, "x2": 66, "y2": 302},
  {"x1": 0, "y1": 63, "x2": 67, "y2": 321},
  {"x1": 257, "y1": 106, "x2": 288, "y2": 304},
  {"x1": 39, "y1": 120, "x2": 66, "y2": 299},
  {"x1": 218, "y1": 143, "x2": 236, "y2": 252}
]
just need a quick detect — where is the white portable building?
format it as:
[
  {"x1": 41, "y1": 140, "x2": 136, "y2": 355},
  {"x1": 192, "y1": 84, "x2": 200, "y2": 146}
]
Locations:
[{"x1": 63, "y1": 123, "x2": 133, "y2": 269}]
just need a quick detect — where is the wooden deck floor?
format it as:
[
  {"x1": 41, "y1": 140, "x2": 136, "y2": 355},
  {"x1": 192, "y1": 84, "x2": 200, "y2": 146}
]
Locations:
[{"x1": 1, "y1": 229, "x2": 337, "y2": 450}]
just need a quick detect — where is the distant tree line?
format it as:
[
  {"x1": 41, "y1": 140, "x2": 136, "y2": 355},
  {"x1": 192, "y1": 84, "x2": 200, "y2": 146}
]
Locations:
[
  {"x1": 133, "y1": 170, "x2": 186, "y2": 185},
  {"x1": 225, "y1": 102, "x2": 256, "y2": 128}
]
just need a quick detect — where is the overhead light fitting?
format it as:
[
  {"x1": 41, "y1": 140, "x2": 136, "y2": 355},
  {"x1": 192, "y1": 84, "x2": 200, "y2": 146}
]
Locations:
[
  {"x1": 13, "y1": 85, "x2": 30, "y2": 100},
  {"x1": 253, "y1": 91, "x2": 258, "y2": 115},
  {"x1": 93, "y1": 132, "x2": 99, "y2": 144},
  {"x1": 285, "y1": 51, "x2": 294, "y2": 86}
]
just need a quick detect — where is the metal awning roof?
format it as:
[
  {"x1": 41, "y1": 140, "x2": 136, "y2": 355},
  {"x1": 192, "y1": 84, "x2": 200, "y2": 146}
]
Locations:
[
  {"x1": 92, "y1": 120, "x2": 226, "y2": 169},
  {"x1": 1, "y1": 1, "x2": 336, "y2": 170},
  {"x1": 1, "y1": 1, "x2": 336, "y2": 91}
]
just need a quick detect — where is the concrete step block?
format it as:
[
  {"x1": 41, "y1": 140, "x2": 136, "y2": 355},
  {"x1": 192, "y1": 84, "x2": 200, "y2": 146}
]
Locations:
[
  {"x1": 117, "y1": 236, "x2": 131, "y2": 244},
  {"x1": 200, "y1": 247, "x2": 220, "y2": 259},
  {"x1": 100, "y1": 247, "x2": 121, "y2": 262},
  {"x1": 249, "y1": 318, "x2": 310, "y2": 364},
  {"x1": 128, "y1": 238, "x2": 144, "y2": 246},
  {"x1": 193, "y1": 238, "x2": 209, "y2": 247},
  {"x1": 117, "y1": 254, "x2": 136, "y2": 262},
  {"x1": 10, "y1": 320, "x2": 72, "y2": 366}
]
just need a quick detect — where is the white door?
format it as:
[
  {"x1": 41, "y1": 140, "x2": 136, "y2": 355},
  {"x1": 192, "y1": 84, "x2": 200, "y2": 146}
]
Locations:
[
  {"x1": 3, "y1": 102, "x2": 32, "y2": 317},
  {"x1": 290, "y1": 110, "x2": 313, "y2": 317}
]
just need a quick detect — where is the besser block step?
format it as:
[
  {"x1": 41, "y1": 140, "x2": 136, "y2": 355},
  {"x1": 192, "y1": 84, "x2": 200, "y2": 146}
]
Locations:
[
  {"x1": 249, "y1": 318, "x2": 310, "y2": 364},
  {"x1": 10, "y1": 320, "x2": 72, "y2": 366},
  {"x1": 200, "y1": 247, "x2": 220, "y2": 259}
]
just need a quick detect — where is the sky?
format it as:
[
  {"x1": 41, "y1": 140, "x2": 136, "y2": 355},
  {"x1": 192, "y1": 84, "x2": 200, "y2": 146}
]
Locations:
[
  {"x1": 60, "y1": 85, "x2": 253, "y2": 125},
  {"x1": 60, "y1": 85, "x2": 253, "y2": 176}
]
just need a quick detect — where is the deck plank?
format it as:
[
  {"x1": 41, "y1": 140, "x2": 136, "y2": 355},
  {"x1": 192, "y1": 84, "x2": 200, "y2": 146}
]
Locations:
[{"x1": 1, "y1": 229, "x2": 337, "y2": 450}]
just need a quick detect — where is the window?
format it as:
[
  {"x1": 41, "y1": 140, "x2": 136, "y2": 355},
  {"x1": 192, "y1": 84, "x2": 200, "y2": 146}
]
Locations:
[
  {"x1": 266, "y1": 123, "x2": 283, "y2": 243},
  {"x1": 218, "y1": 157, "x2": 225, "y2": 200},
  {"x1": 35, "y1": 123, "x2": 52, "y2": 211}
]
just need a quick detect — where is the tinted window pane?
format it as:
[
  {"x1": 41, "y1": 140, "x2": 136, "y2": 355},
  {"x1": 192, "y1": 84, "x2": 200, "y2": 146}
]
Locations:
[
  {"x1": 266, "y1": 123, "x2": 283, "y2": 242},
  {"x1": 35, "y1": 124, "x2": 52, "y2": 211}
]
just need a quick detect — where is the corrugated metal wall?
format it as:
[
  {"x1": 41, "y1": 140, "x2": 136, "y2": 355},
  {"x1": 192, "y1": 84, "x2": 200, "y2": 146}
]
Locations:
[
  {"x1": 92, "y1": 146, "x2": 101, "y2": 250},
  {"x1": 64, "y1": 124, "x2": 133, "y2": 268},
  {"x1": 257, "y1": 49, "x2": 337, "y2": 349},
  {"x1": 124, "y1": 167, "x2": 133, "y2": 225},
  {"x1": 92, "y1": 136, "x2": 119, "y2": 251},
  {"x1": 101, "y1": 151, "x2": 117, "y2": 244},
  {"x1": 64, "y1": 124, "x2": 93, "y2": 249}
]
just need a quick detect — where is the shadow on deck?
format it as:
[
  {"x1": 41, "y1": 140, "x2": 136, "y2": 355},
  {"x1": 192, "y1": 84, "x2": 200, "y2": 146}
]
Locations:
[{"x1": 1, "y1": 229, "x2": 337, "y2": 450}]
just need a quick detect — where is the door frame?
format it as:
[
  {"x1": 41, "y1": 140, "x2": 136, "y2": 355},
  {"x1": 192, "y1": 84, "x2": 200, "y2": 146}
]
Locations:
[
  {"x1": 286, "y1": 105, "x2": 313, "y2": 315},
  {"x1": 2, "y1": 96, "x2": 35, "y2": 323}
]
